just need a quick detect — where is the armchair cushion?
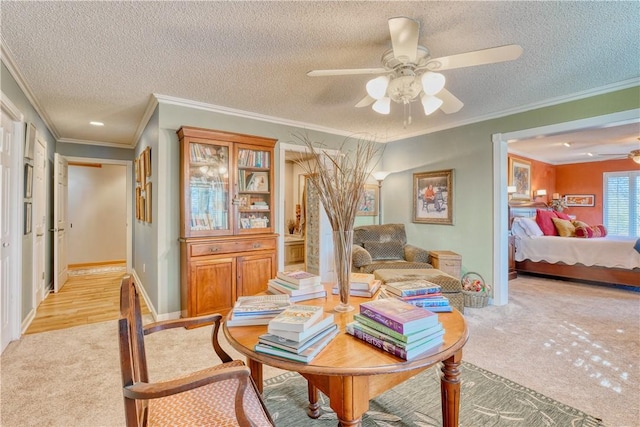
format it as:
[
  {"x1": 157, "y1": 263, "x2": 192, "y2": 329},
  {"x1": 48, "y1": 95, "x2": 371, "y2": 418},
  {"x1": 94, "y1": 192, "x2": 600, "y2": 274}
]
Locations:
[
  {"x1": 404, "y1": 244, "x2": 429, "y2": 263},
  {"x1": 352, "y1": 245, "x2": 372, "y2": 268},
  {"x1": 363, "y1": 241, "x2": 404, "y2": 260}
]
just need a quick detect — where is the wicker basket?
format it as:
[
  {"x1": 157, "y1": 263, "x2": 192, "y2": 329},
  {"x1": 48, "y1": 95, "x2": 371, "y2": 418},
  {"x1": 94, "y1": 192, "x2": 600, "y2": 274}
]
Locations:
[{"x1": 462, "y1": 272, "x2": 490, "y2": 308}]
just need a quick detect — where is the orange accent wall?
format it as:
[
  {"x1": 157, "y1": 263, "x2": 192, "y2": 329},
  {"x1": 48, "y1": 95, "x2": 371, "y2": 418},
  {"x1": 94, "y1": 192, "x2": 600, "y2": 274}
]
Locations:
[
  {"x1": 556, "y1": 158, "x2": 638, "y2": 224},
  {"x1": 508, "y1": 154, "x2": 638, "y2": 225}
]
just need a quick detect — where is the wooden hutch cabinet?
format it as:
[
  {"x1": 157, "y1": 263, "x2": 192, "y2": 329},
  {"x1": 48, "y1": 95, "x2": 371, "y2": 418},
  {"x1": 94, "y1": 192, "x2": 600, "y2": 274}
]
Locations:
[{"x1": 178, "y1": 126, "x2": 278, "y2": 318}]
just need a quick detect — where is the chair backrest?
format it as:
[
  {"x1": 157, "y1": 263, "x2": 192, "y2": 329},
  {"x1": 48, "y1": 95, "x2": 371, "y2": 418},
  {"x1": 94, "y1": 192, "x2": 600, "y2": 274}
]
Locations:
[
  {"x1": 353, "y1": 223, "x2": 407, "y2": 247},
  {"x1": 118, "y1": 276, "x2": 150, "y2": 427}
]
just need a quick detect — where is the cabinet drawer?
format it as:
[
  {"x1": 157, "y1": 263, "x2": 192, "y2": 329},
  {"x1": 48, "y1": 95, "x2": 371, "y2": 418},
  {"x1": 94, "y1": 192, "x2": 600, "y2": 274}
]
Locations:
[{"x1": 190, "y1": 238, "x2": 276, "y2": 257}]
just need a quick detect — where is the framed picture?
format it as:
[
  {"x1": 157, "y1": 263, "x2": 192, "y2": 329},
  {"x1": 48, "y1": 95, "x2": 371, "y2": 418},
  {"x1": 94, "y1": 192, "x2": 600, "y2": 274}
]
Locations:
[
  {"x1": 240, "y1": 218, "x2": 251, "y2": 229},
  {"x1": 508, "y1": 158, "x2": 531, "y2": 201},
  {"x1": 247, "y1": 171, "x2": 269, "y2": 191},
  {"x1": 135, "y1": 187, "x2": 141, "y2": 220},
  {"x1": 135, "y1": 158, "x2": 140, "y2": 183},
  {"x1": 145, "y1": 182, "x2": 152, "y2": 222},
  {"x1": 24, "y1": 202, "x2": 32, "y2": 235},
  {"x1": 564, "y1": 194, "x2": 595, "y2": 207},
  {"x1": 357, "y1": 184, "x2": 378, "y2": 216},
  {"x1": 413, "y1": 169, "x2": 453, "y2": 225},
  {"x1": 144, "y1": 147, "x2": 151, "y2": 177},
  {"x1": 24, "y1": 123, "x2": 36, "y2": 160},
  {"x1": 24, "y1": 164, "x2": 33, "y2": 198}
]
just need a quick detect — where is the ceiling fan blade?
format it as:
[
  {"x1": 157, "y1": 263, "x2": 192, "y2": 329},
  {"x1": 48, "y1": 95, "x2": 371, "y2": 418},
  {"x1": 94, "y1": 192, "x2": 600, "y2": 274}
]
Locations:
[
  {"x1": 355, "y1": 95, "x2": 375, "y2": 108},
  {"x1": 388, "y1": 17, "x2": 419, "y2": 63},
  {"x1": 307, "y1": 68, "x2": 387, "y2": 77},
  {"x1": 426, "y1": 44, "x2": 523, "y2": 71},
  {"x1": 438, "y1": 89, "x2": 464, "y2": 114}
]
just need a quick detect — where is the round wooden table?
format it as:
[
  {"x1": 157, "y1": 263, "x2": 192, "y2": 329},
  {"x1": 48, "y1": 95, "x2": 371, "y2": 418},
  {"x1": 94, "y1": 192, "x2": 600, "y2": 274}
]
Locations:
[{"x1": 223, "y1": 287, "x2": 469, "y2": 426}]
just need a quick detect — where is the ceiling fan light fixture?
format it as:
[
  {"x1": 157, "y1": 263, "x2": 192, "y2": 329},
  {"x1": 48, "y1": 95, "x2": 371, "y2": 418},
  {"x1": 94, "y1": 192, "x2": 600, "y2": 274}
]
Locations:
[
  {"x1": 631, "y1": 149, "x2": 640, "y2": 164},
  {"x1": 365, "y1": 76, "x2": 390, "y2": 100},
  {"x1": 421, "y1": 72, "x2": 446, "y2": 95},
  {"x1": 421, "y1": 94, "x2": 443, "y2": 115},
  {"x1": 372, "y1": 97, "x2": 391, "y2": 115}
]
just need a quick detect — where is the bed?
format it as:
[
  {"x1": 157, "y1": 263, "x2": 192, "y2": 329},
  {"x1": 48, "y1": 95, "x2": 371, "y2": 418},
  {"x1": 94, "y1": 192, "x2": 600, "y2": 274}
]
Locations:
[{"x1": 509, "y1": 203, "x2": 640, "y2": 287}]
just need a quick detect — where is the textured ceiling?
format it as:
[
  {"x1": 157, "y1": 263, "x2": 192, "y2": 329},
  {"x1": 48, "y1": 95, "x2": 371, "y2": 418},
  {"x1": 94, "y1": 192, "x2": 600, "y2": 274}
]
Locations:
[{"x1": 2, "y1": 1, "x2": 639, "y2": 162}]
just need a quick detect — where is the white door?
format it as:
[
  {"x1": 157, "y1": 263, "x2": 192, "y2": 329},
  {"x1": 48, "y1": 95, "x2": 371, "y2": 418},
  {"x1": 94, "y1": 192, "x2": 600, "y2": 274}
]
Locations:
[
  {"x1": 1, "y1": 101, "x2": 21, "y2": 352},
  {"x1": 53, "y1": 153, "x2": 69, "y2": 293},
  {"x1": 33, "y1": 136, "x2": 46, "y2": 304}
]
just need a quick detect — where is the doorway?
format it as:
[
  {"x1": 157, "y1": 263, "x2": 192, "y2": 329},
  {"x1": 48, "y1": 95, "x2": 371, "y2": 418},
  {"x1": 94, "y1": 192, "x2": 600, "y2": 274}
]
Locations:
[{"x1": 491, "y1": 108, "x2": 640, "y2": 306}]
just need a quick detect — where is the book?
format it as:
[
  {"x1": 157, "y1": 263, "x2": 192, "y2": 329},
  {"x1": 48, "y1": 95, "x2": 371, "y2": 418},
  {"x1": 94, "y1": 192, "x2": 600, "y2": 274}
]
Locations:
[
  {"x1": 267, "y1": 313, "x2": 335, "y2": 342},
  {"x1": 267, "y1": 286, "x2": 327, "y2": 302},
  {"x1": 410, "y1": 304, "x2": 452, "y2": 313},
  {"x1": 385, "y1": 280, "x2": 442, "y2": 297},
  {"x1": 353, "y1": 313, "x2": 443, "y2": 344},
  {"x1": 232, "y1": 294, "x2": 291, "y2": 315},
  {"x1": 258, "y1": 323, "x2": 339, "y2": 354},
  {"x1": 349, "y1": 272, "x2": 376, "y2": 288},
  {"x1": 399, "y1": 296, "x2": 450, "y2": 307},
  {"x1": 226, "y1": 315, "x2": 274, "y2": 327},
  {"x1": 359, "y1": 298, "x2": 438, "y2": 335},
  {"x1": 347, "y1": 322, "x2": 444, "y2": 360},
  {"x1": 268, "y1": 279, "x2": 325, "y2": 296},
  {"x1": 254, "y1": 325, "x2": 339, "y2": 363},
  {"x1": 332, "y1": 279, "x2": 381, "y2": 298},
  {"x1": 276, "y1": 270, "x2": 321, "y2": 287},
  {"x1": 347, "y1": 320, "x2": 444, "y2": 351},
  {"x1": 268, "y1": 305, "x2": 324, "y2": 332}
]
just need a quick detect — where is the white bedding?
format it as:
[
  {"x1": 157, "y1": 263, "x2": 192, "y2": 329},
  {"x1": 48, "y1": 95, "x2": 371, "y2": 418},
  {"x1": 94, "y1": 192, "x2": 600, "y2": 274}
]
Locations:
[{"x1": 514, "y1": 235, "x2": 640, "y2": 270}]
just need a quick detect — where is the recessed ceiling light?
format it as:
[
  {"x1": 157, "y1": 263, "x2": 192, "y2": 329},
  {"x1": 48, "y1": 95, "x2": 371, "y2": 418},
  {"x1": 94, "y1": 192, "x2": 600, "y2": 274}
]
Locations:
[
  {"x1": 586, "y1": 152, "x2": 594, "y2": 157},
  {"x1": 89, "y1": 121, "x2": 104, "y2": 126},
  {"x1": 563, "y1": 142, "x2": 571, "y2": 147}
]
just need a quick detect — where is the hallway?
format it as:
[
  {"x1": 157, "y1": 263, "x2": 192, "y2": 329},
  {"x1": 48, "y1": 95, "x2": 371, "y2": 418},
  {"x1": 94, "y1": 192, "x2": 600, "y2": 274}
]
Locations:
[{"x1": 25, "y1": 264, "x2": 149, "y2": 334}]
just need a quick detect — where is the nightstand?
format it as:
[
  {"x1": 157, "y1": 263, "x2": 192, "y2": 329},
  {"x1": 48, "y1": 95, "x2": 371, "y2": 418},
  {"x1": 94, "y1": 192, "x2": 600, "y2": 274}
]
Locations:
[
  {"x1": 508, "y1": 234, "x2": 517, "y2": 279},
  {"x1": 428, "y1": 250, "x2": 462, "y2": 280}
]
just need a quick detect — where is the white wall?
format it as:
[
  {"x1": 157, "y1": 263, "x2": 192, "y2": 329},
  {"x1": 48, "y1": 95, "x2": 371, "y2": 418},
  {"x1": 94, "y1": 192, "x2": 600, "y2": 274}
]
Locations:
[{"x1": 67, "y1": 164, "x2": 126, "y2": 264}]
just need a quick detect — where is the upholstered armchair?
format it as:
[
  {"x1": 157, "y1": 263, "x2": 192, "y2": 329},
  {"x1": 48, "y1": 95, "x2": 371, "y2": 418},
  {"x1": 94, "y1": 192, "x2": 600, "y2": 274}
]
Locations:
[{"x1": 351, "y1": 224, "x2": 433, "y2": 274}]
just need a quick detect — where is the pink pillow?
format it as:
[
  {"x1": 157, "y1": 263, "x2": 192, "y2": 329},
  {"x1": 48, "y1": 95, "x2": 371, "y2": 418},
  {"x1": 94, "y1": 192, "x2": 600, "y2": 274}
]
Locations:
[
  {"x1": 555, "y1": 211, "x2": 571, "y2": 221},
  {"x1": 535, "y1": 209, "x2": 558, "y2": 236},
  {"x1": 575, "y1": 224, "x2": 607, "y2": 238}
]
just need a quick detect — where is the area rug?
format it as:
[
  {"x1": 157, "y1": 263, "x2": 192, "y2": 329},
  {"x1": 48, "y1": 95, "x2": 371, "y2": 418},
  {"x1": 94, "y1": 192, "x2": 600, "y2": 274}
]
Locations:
[{"x1": 262, "y1": 362, "x2": 604, "y2": 427}]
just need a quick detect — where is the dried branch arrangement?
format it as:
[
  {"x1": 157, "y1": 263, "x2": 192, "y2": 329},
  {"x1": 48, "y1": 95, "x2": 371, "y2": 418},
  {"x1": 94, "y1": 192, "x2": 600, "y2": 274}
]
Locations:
[{"x1": 292, "y1": 134, "x2": 383, "y2": 231}]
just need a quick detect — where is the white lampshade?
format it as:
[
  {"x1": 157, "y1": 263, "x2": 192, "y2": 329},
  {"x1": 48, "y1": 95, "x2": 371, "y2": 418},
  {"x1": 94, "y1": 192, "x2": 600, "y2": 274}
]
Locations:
[
  {"x1": 372, "y1": 171, "x2": 392, "y2": 181},
  {"x1": 372, "y1": 97, "x2": 391, "y2": 114},
  {"x1": 421, "y1": 72, "x2": 446, "y2": 95},
  {"x1": 421, "y1": 94, "x2": 443, "y2": 115},
  {"x1": 507, "y1": 186, "x2": 517, "y2": 194},
  {"x1": 365, "y1": 76, "x2": 390, "y2": 100},
  {"x1": 536, "y1": 189, "x2": 547, "y2": 197}
]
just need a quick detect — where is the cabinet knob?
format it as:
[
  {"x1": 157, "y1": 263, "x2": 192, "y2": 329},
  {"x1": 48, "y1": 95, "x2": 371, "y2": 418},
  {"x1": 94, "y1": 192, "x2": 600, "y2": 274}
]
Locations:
[
  {"x1": 253, "y1": 243, "x2": 261, "y2": 248},
  {"x1": 210, "y1": 247, "x2": 219, "y2": 252}
]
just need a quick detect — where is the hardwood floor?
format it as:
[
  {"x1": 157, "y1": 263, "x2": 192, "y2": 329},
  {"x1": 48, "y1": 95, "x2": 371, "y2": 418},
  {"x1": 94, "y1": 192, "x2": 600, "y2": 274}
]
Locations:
[{"x1": 25, "y1": 266, "x2": 149, "y2": 334}]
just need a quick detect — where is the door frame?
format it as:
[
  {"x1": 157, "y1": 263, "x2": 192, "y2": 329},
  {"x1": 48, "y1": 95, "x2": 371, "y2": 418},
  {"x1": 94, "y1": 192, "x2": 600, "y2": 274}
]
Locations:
[
  {"x1": 33, "y1": 132, "x2": 47, "y2": 306},
  {"x1": 64, "y1": 156, "x2": 133, "y2": 271},
  {"x1": 1, "y1": 91, "x2": 24, "y2": 349},
  {"x1": 491, "y1": 108, "x2": 640, "y2": 306},
  {"x1": 277, "y1": 143, "x2": 338, "y2": 277}
]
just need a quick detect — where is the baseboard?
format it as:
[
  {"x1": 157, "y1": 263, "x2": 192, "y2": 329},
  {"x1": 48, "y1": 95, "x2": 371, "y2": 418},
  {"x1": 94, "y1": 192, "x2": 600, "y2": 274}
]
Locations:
[
  {"x1": 129, "y1": 270, "x2": 181, "y2": 322},
  {"x1": 69, "y1": 260, "x2": 125, "y2": 269}
]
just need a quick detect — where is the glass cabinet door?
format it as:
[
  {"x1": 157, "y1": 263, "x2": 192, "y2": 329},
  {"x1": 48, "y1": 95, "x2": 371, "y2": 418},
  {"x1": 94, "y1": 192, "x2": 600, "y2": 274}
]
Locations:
[
  {"x1": 236, "y1": 147, "x2": 272, "y2": 233},
  {"x1": 187, "y1": 141, "x2": 232, "y2": 235}
]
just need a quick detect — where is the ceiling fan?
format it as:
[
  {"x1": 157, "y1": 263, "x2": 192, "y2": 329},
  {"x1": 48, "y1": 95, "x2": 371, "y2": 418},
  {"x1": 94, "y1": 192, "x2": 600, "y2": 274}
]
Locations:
[
  {"x1": 596, "y1": 139, "x2": 640, "y2": 164},
  {"x1": 307, "y1": 17, "x2": 523, "y2": 126}
]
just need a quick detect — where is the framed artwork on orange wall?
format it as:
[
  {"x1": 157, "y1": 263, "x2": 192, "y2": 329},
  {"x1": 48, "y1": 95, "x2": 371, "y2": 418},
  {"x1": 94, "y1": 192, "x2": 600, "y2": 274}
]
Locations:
[{"x1": 509, "y1": 157, "x2": 531, "y2": 201}]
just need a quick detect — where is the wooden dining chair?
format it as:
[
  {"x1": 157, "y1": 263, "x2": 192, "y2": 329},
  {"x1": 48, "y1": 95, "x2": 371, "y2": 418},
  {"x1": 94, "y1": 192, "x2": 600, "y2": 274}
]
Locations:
[{"x1": 118, "y1": 276, "x2": 274, "y2": 427}]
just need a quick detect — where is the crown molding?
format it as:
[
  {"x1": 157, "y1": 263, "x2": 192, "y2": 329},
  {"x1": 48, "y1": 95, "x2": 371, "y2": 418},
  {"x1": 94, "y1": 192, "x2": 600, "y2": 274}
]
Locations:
[
  {"x1": 153, "y1": 93, "x2": 360, "y2": 140},
  {"x1": 57, "y1": 137, "x2": 134, "y2": 150},
  {"x1": 383, "y1": 78, "x2": 640, "y2": 143},
  {"x1": 1, "y1": 36, "x2": 59, "y2": 139},
  {"x1": 132, "y1": 95, "x2": 160, "y2": 147}
]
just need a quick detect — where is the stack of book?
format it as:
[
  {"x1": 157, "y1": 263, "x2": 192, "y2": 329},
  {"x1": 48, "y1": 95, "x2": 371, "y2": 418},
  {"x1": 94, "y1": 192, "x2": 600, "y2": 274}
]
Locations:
[
  {"x1": 384, "y1": 280, "x2": 453, "y2": 313},
  {"x1": 255, "y1": 305, "x2": 338, "y2": 363},
  {"x1": 346, "y1": 298, "x2": 445, "y2": 360},
  {"x1": 226, "y1": 294, "x2": 291, "y2": 327},
  {"x1": 331, "y1": 272, "x2": 382, "y2": 298},
  {"x1": 268, "y1": 270, "x2": 327, "y2": 302}
]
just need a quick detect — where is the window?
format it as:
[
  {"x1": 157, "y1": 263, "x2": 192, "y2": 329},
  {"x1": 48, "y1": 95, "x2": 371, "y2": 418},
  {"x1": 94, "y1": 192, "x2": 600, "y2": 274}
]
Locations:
[{"x1": 603, "y1": 171, "x2": 640, "y2": 237}]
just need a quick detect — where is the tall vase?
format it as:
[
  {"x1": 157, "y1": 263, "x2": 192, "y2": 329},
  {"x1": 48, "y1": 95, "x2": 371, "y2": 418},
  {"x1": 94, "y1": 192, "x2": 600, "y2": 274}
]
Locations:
[{"x1": 332, "y1": 230, "x2": 354, "y2": 312}]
